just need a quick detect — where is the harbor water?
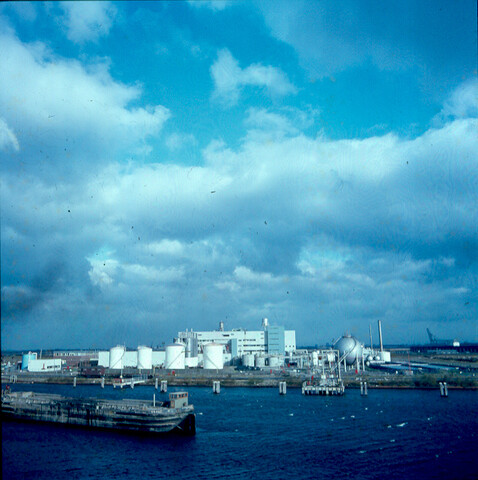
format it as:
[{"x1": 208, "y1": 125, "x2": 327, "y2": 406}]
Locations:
[{"x1": 2, "y1": 384, "x2": 477, "y2": 479}]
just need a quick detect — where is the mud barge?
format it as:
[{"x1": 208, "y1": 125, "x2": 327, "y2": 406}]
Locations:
[{"x1": 1, "y1": 390, "x2": 195, "y2": 435}]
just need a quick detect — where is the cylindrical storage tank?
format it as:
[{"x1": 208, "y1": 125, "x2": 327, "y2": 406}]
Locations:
[
  {"x1": 21, "y1": 352, "x2": 37, "y2": 371},
  {"x1": 335, "y1": 335, "x2": 363, "y2": 365},
  {"x1": 268, "y1": 355, "x2": 281, "y2": 368},
  {"x1": 137, "y1": 346, "x2": 153, "y2": 370},
  {"x1": 109, "y1": 345, "x2": 125, "y2": 369},
  {"x1": 203, "y1": 343, "x2": 224, "y2": 369},
  {"x1": 242, "y1": 353, "x2": 255, "y2": 368},
  {"x1": 165, "y1": 343, "x2": 185, "y2": 370},
  {"x1": 255, "y1": 355, "x2": 266, "y2": 368}
]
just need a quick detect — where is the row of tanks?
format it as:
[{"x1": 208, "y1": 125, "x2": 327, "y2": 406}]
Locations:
[
  {"x1": 109, "y1": 345, "x2": 153, "y2": 370},
  {"x1": 108, "y1": 342, "x2": 224, "y2": 370},
  {"x1": 242, "y1": 354, "x2": 283, "y2": 368}
]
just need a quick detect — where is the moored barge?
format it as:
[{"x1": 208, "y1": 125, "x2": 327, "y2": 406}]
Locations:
[{"x1": 1, "y1": 390, "x2": 195, "y2": 435}]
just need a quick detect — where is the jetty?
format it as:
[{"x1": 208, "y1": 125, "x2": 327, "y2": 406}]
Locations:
[
  {"x1": 1, "y1": 390, "x2": 195, "y2": 435},
  {"x1": 113, "y1": 375, "x2": 148, "y2": 389},
  {"x1": 302, "y1": 374, "x2": 345, "y2": 396}
]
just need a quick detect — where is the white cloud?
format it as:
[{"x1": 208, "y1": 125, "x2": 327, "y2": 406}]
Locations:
[
  {"x1": 244, "y1": 108, "x2": 299, "y2": 138},
  {"x1": 0, "y1": 29, "x2": 170, "y2": 175},
  {"x1": 59, "y1": 1, "x2": 117, "y2": 44},
  {"x1": 2, "y1": 68, "x2": 477, "y2": 346},
  {"x1": 166, "y1": 132, "x2": 197, "y2": 151},
  {"x1": 123, "y1": 264, "x2": 184, "y2": 283},
  {"x1": 437, "y1": 79, "x2": 478, "y2": 121},
  {"x1": 0, "y1": 118, "x2": 19, "y2": 151},
  {"x1": 146, "y1": 240, "x2": 185, "y2": 256},
  {"x1": 88, "y1": 258, "x2": 119, "y2": 288},
  {"x1": 211, "y1": 49, "x2": 296, "y2": 106}
]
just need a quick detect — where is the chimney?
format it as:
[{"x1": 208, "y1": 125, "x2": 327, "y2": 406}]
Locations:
[{"x1": 378, "y1": 320, "x2": 383, "y2": 352}]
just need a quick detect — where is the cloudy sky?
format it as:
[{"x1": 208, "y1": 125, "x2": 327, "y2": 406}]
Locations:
[{"x1": 1, "y1": 1, "x2": 477, "y2": 350}]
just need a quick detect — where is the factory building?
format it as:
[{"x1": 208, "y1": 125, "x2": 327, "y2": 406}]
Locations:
[
  {"x1": 20, "y1": 352, "x2": 64, "y2": 372},
  {"x1": 26, "y1": 359, "x2": 64, "y2": 372},
  {"x1": 95, "y1": 320, "x2": 295, "y2": 371},
  {"x1": 177, "y1": 319, "x2": 296, "y2": 358}
]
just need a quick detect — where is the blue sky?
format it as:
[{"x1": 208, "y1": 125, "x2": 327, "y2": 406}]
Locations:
[{"x1": 1, "y1": 1, "x2": 477, "y2": 350}]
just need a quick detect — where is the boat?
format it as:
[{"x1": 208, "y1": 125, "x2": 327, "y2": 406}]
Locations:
[{"x1": 1, "y1": 389, "x2": 195, "y2": 435}]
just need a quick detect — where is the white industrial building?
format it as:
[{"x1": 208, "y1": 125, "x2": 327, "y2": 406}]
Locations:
[
  {"x1": 177, "y1": 319, "x2": 296, "y2": 358},
  {"x1": 27, "y1": 358, "x2": 64, "y2": 372},
  {"x1": 96, "y1": 319, "x2": 296, "y2": 371}
]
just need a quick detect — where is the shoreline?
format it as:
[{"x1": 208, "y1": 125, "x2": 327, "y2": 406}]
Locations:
[{"x1": 3, "y1": 375, "x2": 477, "y2": 390}]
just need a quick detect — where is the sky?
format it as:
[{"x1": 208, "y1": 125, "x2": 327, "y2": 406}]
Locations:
[{"x1": 1, "y1": 1, "x2": 477, "y2": 350}]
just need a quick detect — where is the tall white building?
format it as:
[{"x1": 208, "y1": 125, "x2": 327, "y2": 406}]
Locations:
[{"x1": 177, "y1": 320, "x2": 296, "y2": 358}]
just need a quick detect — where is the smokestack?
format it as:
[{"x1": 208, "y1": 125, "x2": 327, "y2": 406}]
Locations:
[
  {"x1": 219, "y1": 321, "x2": 224, "y2": 332},
  {"x1": 378, "y1": 320, "x2": 383, "y2": 352},
  {"x1": 369, "y1": 324, "x2": 373, "y2": 350}
]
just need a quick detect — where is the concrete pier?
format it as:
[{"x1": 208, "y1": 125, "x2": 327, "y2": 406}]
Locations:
[
  {"x1": 360, "y1": 381, "x2": 368, "y2": 396},
  {"x1": 279, "y1": 381, "x2": 287, "y2": 395}
]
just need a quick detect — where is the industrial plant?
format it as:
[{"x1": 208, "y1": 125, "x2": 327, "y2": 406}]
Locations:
[{"x1": 8, "y1": 319, "x2": 396, "y2": 377}]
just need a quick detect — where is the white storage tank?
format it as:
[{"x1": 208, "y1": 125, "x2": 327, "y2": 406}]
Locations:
[
  {"x1": 137, "y1": 346, "x2": 153, "y2": 370},
  {"x1": 203, "y1": 343, "x2": 224, "y2": 369},
  {"x1": 109, "y1": 345, "x2": 125, "y2": 369},
  {"x1": 255, "y1": 355, "x2": 266, "y2": 368},
  {"x1": 242, "y1": 353, "x2": 255, "y2": 368},
  {"x1": 165, "y1": 342, "x2": 185, "y2": 370},
  {"x1": 268, "y1": 355, "x2": 281, "y2": 368}
]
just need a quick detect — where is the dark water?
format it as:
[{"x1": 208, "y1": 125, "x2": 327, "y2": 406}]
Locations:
[{"x1": 2, "y1": 384, "x2": 477, "y2": 480}]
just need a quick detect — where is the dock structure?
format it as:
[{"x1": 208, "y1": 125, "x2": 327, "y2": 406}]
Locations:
[
  {"x1": 279, "y1": 381, "x2": 287, "y2": 395},
  {"x1": 360, "y1": 381, "x2": 368, "y2": 396},
  {"x1": 113, "y1": 375, "x2": 147, "y2": 389},
  {"x1": 302, "y1": 374, "x2": 345, "y2": 396},
  {"x1": 439, "y1": 382, "x2": 449, "y2": 397}
]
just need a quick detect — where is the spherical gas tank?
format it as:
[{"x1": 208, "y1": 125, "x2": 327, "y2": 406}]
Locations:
[{"x1": 336, "y1": 335, "x2": 363, "y2": 365}]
